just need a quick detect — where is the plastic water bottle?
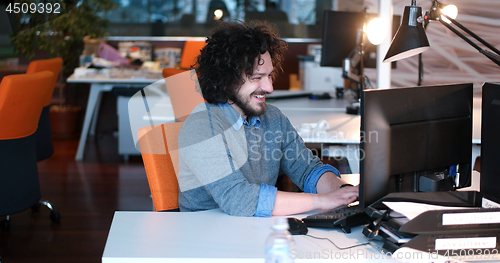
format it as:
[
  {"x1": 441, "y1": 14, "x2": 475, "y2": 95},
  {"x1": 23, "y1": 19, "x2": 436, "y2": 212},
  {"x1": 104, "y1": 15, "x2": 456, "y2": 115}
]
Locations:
[{"x1": 265, "y1": 217, "x2": 294, "y2": 263}]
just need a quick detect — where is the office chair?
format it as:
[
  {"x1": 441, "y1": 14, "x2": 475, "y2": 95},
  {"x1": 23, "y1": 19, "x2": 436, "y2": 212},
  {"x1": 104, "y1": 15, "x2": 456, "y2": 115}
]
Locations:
[
  {"x1": 162, "y1": 40, "x2": 206, "y2": 78},
  {"x1": 164, "y1": 69, "x2": 206, "y2": 122},
  {"x1": 0, "y1": 71, "x2": 61, "y2": 230},
  {"x1": 26, "y1": 57, "x2": 63, "y2": 161},
  {"x1": 138, "y1": 122, "x2": 183, "y2": 212}
]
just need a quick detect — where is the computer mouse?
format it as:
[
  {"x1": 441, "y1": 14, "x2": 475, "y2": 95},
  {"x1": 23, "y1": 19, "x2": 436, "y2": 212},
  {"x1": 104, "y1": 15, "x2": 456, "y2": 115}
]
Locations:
[{"x1": 287, "y1": 217, "x2": 308, "y2": 235}]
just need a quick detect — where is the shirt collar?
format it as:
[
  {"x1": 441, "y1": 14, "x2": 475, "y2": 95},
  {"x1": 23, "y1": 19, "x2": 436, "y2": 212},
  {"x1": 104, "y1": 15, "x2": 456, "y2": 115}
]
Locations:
[{"x1": 218, "y1": 102, "x2": 261, "y2": 130}]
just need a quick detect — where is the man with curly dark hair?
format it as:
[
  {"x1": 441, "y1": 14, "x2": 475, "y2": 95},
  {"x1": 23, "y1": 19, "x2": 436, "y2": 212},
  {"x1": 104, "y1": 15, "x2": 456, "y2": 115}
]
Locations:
[{"x1": 176, "y1": 21, "x2": 358, "y2": 217}]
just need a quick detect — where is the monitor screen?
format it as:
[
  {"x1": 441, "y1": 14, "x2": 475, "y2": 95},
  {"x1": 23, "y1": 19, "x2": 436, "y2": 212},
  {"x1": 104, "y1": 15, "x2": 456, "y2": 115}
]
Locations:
[
  {"x1": 320, "y1": 11, "x2": 400, "y2": 68},
  {"x1": 359, "y1": 83, "x2": 473, "y2": 208},
  {"x1": 480, "y1": 82, "x2": 500, "y2": 203}
]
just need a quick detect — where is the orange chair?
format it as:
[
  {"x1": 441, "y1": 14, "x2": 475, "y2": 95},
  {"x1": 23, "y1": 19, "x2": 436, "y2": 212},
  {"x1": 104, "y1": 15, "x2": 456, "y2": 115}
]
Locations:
[
  {"x1": 138, "y1": 122, "x2": 183, "y2": 211},
  {"x1": 0, "y1": 71, "x2": 61, "y2": 230},
  {"x1": 164, "y1": 70, "x2": 206, "y2": 122},
  {"x1": 26, "y1": 57, "x2": 63, "y2": 161},
  {"x1": 162, "y1": 40, "x2": 206, "y2": 78}
]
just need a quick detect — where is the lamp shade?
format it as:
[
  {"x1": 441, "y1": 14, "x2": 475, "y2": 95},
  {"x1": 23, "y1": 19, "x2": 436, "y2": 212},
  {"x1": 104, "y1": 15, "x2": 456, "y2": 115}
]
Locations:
[{"x1": 383, "y1": 4, "x2": 430, "y2": 63}]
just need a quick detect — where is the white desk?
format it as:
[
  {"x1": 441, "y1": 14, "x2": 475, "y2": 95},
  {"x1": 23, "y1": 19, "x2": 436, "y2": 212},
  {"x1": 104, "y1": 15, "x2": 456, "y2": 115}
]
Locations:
[
  {"x1": 102, "y1": 209, "x2": 395, "y2": 263},
  {"x1": 67, "y1": 73, "x2": 162, "y2": 160},
  {"x1": 102, "y1": 171, "x2": 486, "y2": 263},
  {"x1": 269, "y1": 95, "x2": 361, "y2": 173}
]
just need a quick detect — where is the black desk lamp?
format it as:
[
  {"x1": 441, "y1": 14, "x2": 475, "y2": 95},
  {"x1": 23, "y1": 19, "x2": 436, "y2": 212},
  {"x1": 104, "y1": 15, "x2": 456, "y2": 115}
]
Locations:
[
  {"x1": 342, "y1": 26, "x2": 365, "y2": 115},
  {"x1": 342, "y1": 7, "x2": 371, "y2": 115},
  {"x1": 383, "y1": 0, "x2": 500, "y2": 67}
]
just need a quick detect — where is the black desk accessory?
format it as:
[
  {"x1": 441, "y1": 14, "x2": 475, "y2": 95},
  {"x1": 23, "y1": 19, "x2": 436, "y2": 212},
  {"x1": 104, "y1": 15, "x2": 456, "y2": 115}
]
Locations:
[
  {"x1": 302, "y1": 205, "x2": 370, "y2": 233},
  {"x1": 402, "y1": 230, "x2": 500, "y2": 257},
  {"x1": 362, "y1": 191, "x2": 500, "y2": 254},
  {"x1": 308, "y1": 92, "x2": 332, "y2": 100},
  {"x1": 401, "y1": 207, "x2": 500, "y2": 234},
  {"x1": 287, "y1": 218, "x2": 308, "y2": 235},
  {"x1": 265, "y1": 92, "x2": 312, "y2": 101}
]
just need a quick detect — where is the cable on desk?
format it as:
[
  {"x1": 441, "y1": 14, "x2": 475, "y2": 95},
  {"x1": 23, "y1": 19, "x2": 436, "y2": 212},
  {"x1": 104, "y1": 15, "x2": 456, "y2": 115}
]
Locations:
[{"x1": 305, "y1": 234, "x2": 370, "y2": 250}]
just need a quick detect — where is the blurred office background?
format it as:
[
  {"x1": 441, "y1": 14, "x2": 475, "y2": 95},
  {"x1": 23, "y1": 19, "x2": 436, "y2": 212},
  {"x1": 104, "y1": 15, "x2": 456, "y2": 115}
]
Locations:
[
  {"x1": 2, "y1": 0, "x2": 499, "y2": 91},
  {"x1": 0, "y1": 0, "x2": 498, "y2": 262}
]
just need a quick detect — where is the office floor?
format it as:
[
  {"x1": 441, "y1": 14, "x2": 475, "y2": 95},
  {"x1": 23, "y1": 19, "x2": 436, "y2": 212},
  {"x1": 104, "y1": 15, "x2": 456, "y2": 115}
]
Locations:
[{"x1": 0, "y1": 134, "x2": 152, "y2": 263}]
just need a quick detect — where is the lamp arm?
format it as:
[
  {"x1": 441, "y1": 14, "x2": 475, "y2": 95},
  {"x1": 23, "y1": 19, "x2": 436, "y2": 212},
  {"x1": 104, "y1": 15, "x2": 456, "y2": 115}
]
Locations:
[
  {"x1": 438, "y1": 19, "x2": 482, "y2": 52},
  {"x1": 438, "y1": 16, "x2": 500, "y2": 67},
  {"x1": 442, "y1": 13, "x2": 500, "y2": 56}
]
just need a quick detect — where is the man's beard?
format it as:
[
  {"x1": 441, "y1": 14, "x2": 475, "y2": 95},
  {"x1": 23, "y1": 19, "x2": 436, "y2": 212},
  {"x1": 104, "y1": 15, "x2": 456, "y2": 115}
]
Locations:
[{"x1": 230, "y1": 90, "x2": 267, "y2": 117}]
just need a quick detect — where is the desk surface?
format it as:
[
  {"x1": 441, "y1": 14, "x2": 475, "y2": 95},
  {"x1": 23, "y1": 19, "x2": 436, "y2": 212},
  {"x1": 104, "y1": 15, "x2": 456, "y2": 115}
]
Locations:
[
  {"x1": 102, "y1": 171, "x2": 484, "y2": 263},
  {"x1": 67, "y1": 73, "x2": 162, "y2": 84},
  {"x1": 273, "y1": 96, "x2": 482, "y2": 145},
  {"x1": 102, "y1": 209, "x2": 393, "y2": 263}
]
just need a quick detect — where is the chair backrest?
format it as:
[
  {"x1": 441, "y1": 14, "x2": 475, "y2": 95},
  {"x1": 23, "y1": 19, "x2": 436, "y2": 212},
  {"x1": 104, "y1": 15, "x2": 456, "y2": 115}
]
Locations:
[
  {"x1": 0, "y1": 71, "x2": 54, "y2": 140},
  {"x1": 162, "y1": 68, "x2": 186, "y2": 79},
  {"x1": 26, "y1": 57, "x2": 63, "y2": 106},
  {"x1": 164, "y1": 70, "x2": 206, "y2": 122},
  {"x1": 138, "y1": 122, "x2": 183, "y2": 211},
  {"x1": 161, "y1": 41, "x2": 205, "y2": 79},
  {"x1": 0, "y1": 71, "x2": 54, "y2": 216},
  {"x1": 178, "y1": 40, "x2": 206, "y2": 70}
]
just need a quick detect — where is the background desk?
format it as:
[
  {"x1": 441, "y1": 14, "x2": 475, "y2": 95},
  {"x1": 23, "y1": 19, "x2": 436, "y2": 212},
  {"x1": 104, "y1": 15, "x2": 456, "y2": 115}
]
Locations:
[
  {"x1": 102, "y1": 209, "x2": 392, "y2": 263},
  {"x1": 67, "y1": 74, "x2": 162, "y2": 160},
  {"x1": 269, "y1": 95, "x2": 361, "y2": 173}
]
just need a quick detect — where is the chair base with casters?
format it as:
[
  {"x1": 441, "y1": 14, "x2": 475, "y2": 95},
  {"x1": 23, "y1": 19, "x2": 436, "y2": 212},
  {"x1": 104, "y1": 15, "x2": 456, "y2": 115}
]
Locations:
[{"x1": 0, "y1": 133, "x2": 61, "y2": 231}]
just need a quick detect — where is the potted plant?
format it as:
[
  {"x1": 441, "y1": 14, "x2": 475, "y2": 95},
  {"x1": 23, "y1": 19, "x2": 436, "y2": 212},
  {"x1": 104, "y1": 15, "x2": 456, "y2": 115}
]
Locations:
[{"x1": 9, "y1": 0, "x2": 116, "y2": 138}]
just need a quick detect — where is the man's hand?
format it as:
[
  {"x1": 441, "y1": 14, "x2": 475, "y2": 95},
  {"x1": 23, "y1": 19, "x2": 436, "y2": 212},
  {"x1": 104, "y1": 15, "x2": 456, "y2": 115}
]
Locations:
[
  {"x1": 272, "y1": 185, "x2": 359, "y2": 216},
  {"x1": 271, "y1": 172, "x2": 359, "y2": 216},
  {"x1": 314, "y1": 185, "x2": 359, "y2": 211}
]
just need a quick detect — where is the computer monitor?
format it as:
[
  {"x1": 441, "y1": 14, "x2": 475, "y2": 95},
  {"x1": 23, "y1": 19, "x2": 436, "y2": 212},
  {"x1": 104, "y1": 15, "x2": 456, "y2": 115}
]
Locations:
[
  {"x1": 359, "y1": 83, "x2": 473, "y2": 208},
  {"x1": 320, "y1": 11, "x2": 400, "y2": 68},
  {"x1": 480, "y1": 82, "x2": 500, "y2": 203}
]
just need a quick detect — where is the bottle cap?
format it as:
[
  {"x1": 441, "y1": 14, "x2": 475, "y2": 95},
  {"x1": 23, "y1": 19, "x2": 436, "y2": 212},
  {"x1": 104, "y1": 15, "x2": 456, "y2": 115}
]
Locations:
[{"x1": 272, "y1": 217, "x2": 289, "y2": 230}]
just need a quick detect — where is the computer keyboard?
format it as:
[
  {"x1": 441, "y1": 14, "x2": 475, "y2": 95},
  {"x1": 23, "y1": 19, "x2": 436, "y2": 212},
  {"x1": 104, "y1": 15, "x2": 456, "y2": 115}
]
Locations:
[{"x1": 302, "y1": 205, "x2": 371, "y2": 233}]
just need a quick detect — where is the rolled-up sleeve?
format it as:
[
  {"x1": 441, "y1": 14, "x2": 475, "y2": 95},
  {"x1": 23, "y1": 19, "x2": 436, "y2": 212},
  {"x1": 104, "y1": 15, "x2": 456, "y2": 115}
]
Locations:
[
  {"x1": 254, "y1": 184, "x2": 277, "y2": 217},
  {"x1": 303, "y1": 164, "x2": 341, "y2": 194}
]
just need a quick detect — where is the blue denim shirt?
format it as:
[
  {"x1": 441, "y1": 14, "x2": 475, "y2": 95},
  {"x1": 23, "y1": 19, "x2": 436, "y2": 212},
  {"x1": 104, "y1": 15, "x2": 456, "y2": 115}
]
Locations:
[{"x1": 177, "y1": 102, "x2": 341, "y2": 217}]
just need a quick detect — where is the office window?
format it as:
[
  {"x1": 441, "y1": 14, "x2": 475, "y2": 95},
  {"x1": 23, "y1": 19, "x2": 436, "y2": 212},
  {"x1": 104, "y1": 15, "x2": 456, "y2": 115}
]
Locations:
[{"x1": 102, "y1": 0, "x2": 330, "y2": 38}]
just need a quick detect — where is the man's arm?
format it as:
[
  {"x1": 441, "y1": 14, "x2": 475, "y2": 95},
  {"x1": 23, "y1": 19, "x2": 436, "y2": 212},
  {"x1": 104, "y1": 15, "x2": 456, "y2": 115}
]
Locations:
[{"x1": 315, "y1": 171, "x2": 350, "y2": 193}]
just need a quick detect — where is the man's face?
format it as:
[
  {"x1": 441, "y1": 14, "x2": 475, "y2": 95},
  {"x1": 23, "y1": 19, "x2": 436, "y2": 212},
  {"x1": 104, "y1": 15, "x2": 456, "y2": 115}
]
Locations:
[{"x1": 229, "y1": 51, "x2": 274, "y2": 120}]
